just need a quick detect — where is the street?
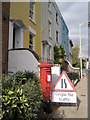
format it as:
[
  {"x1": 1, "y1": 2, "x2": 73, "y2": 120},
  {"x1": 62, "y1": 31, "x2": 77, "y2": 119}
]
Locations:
[{"x1": 50, "y1": 70, "x2": 88, "y2": 119}]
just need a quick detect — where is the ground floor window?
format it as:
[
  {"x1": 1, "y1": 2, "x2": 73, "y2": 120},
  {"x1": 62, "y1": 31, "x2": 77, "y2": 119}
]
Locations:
[
  {"x1": 49, "y1": 45, "x2": 51, "y2": 59},
  {"x1": 29, "y1": 32, "x2": 34, "y2": 50}
]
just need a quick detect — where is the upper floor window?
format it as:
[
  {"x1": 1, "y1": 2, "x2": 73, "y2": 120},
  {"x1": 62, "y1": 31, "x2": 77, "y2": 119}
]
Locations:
[
  {"x1": 30, "y1": 2, "x2": 35, "y2": 21},
  {"x1": 48, "y1": 20, "x2": 52, "y2": 38},
  {"x1": 56, "y1": 12, "x2": 58, "y2": 24},
  {"x1": 56, "y1": 31, "x2": 58, "y2": 43},
  {"x1": 48, "y1": 2, "x2": 51, "y2": 12},
  {"x1": 63, "y1": 25, "x2": 64, "y2": 30},
  {"x1": 29, "y1": 32, "x2": 34, "y2": 50}
]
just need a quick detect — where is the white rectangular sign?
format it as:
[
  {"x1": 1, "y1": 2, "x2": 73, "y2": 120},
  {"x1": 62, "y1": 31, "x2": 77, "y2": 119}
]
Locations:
[{"x1": 51, "y1": 91, "x2": 77, "y2": 103}]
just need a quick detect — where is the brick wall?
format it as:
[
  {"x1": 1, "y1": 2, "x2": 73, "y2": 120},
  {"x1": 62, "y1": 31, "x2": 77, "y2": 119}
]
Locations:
[{"x1": 2, "y1": 3, "x2": 10, "y2": 74}]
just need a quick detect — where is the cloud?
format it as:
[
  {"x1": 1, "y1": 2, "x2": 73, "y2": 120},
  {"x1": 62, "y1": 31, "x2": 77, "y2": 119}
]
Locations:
[
  {"x1": 55, "y1": 0, "x2": 89, "y2": 2},
  {"x1": 56, "y1": 2, "x2": 88, "y2": 58}
]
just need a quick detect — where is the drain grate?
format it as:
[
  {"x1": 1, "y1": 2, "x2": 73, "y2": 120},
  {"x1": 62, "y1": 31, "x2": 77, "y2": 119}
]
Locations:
[{"x1": 81, "y1": 94, "x2": 86, "y2": 96}]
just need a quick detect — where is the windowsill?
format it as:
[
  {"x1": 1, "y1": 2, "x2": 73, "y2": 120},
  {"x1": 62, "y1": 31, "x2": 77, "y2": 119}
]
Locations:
[
  {"x1": 48, "y1": 9, "x2": 52, "y2": 14},
  {"x1": 29, "y1": 17, "x2": 36, "y2": 25},
  {"x1": 49, "y1": 36, "x2": 52, "y2": 40}
]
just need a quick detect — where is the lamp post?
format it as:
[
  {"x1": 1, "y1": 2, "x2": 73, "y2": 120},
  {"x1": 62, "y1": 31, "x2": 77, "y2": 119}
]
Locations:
[{"x1": 79, "y1": 23, "x2": 83, "y2": 79}]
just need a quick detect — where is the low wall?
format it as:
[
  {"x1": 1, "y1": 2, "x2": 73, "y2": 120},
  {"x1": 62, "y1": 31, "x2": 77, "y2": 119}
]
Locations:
[
  {"x1": 51, "y1": 64, "x2": 61, "y2": 89},
  {"x1": 8, "y1": 49, "x2": 40, "y2": 76},
  {"x1": 64, "y1": 59, "x2": 80, "y2": 74}
]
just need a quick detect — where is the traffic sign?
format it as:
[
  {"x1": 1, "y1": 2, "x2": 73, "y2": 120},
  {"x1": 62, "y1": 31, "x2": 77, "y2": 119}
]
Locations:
[{"x1": 51, "y1": 71, "x2": 77, "y2": 103}]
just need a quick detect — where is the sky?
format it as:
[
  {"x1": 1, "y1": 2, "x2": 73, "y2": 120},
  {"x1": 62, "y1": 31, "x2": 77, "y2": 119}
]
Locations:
[{"x1": 55, "y1": 1, "x2": 88, "y2": 58}]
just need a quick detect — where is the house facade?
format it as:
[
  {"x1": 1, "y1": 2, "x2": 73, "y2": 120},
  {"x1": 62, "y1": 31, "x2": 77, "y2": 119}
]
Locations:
[
  {"x1": 8, "y1": 2, "x2": 41, "y2": 74},
  {"x1": 41, "y1": 1, "x2": 61, "y2": 63},
  {"x1": 9, "y1": 2, "x2": 41, "y2": 57},
  {"x1": 69, "y1": 39, "x2": 73, "y2": 65},
  {"x1": 1, "y1": 1, "x2": 70, "y2": 74},
  {"x1": 61, "y1": 16, "x2": 69, "y2": 60}
]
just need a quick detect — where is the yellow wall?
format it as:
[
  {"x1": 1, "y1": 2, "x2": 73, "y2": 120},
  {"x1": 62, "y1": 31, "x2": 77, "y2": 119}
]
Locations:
[{"x1": 10, "y1": 2, "x2": 42, "y2": 57}]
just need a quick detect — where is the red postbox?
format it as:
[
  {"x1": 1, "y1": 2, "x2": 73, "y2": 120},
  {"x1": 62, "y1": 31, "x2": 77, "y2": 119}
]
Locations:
[{"x1": 38, "y1": 62, "x2": 53, "y2": 100}]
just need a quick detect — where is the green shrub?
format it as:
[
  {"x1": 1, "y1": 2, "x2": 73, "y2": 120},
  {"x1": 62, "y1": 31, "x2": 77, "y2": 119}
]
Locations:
[
  {"x1": 67, "y1": 72, "x2": 79, "y2": 81},
  {"x1": 1, "y1": 75, "x2": 28, "y2": 120},
  {"x1": 1, "y1": 71, "x2": 44, "y2": 120},
  {"x1": 22, "y1": 74, "x2": 44, "y2": 120}
]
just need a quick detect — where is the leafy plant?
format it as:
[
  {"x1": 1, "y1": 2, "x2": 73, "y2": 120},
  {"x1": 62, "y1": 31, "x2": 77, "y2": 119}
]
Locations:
[
  {"x1": 67, "y1": 72, "x2": 79, "y2": 81},
  {"x1": 22, "y1": 74, "x2": 44, "y2": 120},
  {"x1": 72, "y1": 44, "x2": 80, "y2": 67},
  {"x1": 54, "y1": 45, "x2": 66, "y2": 66},
  {"x1": 1, "y1": 71, "x2": 44, "y2": 120},
  {"x1": 2, "y1": 87, "x2": 28, "y2": 120}
]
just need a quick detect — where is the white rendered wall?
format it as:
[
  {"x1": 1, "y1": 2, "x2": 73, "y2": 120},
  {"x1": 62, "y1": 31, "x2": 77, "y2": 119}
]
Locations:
[
  {"x1": 41, "y1": 2, "x2": 62, "y2": 61},
  {"x1": 51, "y1": 64, "x2": 61, "y2": 89},
  {"x1": 8, "y1": 50, "x2": 40, "y2": 76}
]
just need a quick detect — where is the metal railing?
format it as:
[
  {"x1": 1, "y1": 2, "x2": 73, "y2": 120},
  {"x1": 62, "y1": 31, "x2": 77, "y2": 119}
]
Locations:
[{"x1": 40, "y1": 57, "x2": 54, "y2": 64}]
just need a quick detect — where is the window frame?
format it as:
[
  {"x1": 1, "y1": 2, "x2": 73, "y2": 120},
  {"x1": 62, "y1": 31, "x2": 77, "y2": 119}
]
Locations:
[
  {"x1": 49, "y1": 45, "x2": 52, "y2": 59},
  {"x1": 29, "y1": 32, "x2": 34, "y2": 50},
  {"x1": 48, "y1": 2, "x2": 52, "y2": 13},
  {"x1": 48, "y1": 20, "x2": 52, "y2": 38},
  {"x1": 29, "y1": 2, "x2": 35, "y2": 21},
  {"x1": 56, "y1": 12, "x2": 58, "y2": 24},
  {"x1": 56, "y1": 31, "x2": 59, "y2": 43}
]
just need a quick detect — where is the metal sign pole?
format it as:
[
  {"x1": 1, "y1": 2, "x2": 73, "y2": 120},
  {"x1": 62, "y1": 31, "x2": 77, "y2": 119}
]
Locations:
[{"x1": 79, "y1": 23, "x2": 83, "y2": 79}]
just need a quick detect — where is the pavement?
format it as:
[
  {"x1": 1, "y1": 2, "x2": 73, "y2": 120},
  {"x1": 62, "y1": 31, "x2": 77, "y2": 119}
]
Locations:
[{"x1": 50, "y1": 70, "x2": 88, "y2": 119}]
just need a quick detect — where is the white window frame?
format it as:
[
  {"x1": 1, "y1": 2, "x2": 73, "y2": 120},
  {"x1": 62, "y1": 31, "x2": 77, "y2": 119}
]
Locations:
[
  {"x1": 56, "y1": 31, "x2": 59, "y2": 43},
  {"x1": 48, "y1": 20, "x2": 52, "y2": 38},
  {"x1": 30, "y1": 2, "x2": 35, "y2": 21},
  {"x1": 28, "y1": 26, "x2": 36, "y2": 50},
  {"x1": 29, "y1": 32, "x2": 34, "y2": 50},
  {"x1": 48, "y1": 2, "x2": 51, "y2": 13},
  {"x1": 56, "y1": 12, "x2": 58, "y2": 24},
  {"x1": 49, "y1": 45, "x2": 51, "y2": 59}
]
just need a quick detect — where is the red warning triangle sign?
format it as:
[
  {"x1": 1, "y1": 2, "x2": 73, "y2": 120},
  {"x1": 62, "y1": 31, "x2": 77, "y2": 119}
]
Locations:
[{"x1": 53, "y1": 71, "x2": 76, "y2": 92}]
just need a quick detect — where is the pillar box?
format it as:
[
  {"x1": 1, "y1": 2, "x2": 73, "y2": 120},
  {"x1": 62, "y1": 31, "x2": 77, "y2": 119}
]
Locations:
[{"x1": 38, "y1": 62, "x2": 53, "y2": 100}]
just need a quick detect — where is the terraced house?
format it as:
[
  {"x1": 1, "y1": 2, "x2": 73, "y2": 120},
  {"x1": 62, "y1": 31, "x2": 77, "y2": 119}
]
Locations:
[
  {"x1": 41, "y1": 1, "x2": 62, "y2": 63},
  {"x1": 41, "y1": 1, "x2": 69, "y2": 63},
  {"x1": 8, "y1": 2, "x2": 41, "y2": 74},
  {"x1": 1, "y1": 1, "x2": 69, "y2": 74}
]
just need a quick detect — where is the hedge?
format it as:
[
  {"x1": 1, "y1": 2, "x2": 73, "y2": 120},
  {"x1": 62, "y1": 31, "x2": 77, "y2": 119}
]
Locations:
[{"x1": 1, "y1": 71, "x2": 44, "y2": 120}]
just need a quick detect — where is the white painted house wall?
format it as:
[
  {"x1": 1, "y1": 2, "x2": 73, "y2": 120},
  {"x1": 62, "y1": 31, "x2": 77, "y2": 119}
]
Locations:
[
  {"x1": 8, "y1": 50, "x2": 40, "y2": 76},
  {"x1": 51, "y1": 64, "x2": 61, "y2": 88},
  {"x1": 41, "y1": 1, "x2": 62, "y2": 61}
]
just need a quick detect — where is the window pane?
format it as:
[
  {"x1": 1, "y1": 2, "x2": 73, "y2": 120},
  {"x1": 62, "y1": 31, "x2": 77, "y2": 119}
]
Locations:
[
  {"x1": 29, "y1": 33, "x2": 34, "y2": 50},
  {"x1": 56, "y1": 31, "x2": 58, "y2": 42},
  {"x1": 30, "y1": 2, "x2": 34, "y2": 20},
  {"x1": 48, "y1": 20, "x2": 51, "y2": 37}
]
